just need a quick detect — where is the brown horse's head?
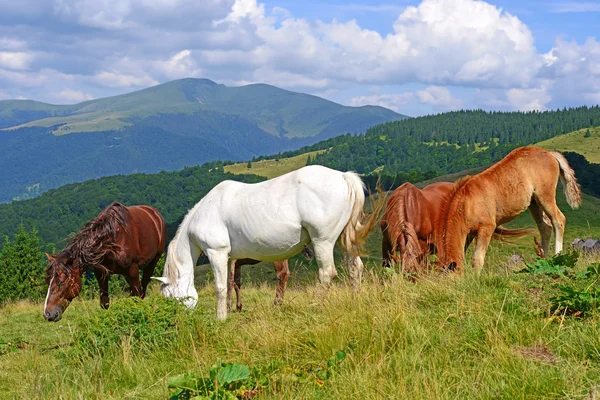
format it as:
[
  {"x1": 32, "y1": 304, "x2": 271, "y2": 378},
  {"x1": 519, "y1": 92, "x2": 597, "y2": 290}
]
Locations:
[{"x1": 44, "y1": 253, "x2": 83, "y2": 322}]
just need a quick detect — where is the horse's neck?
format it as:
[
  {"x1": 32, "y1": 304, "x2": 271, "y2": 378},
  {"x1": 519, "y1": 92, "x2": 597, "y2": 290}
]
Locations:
[
  {"x1": 439, "y1": 197, "x2": 470, "y2": 265},
  {"x1": 171, "y1": 226, "x2": 201, "y2": 284}
]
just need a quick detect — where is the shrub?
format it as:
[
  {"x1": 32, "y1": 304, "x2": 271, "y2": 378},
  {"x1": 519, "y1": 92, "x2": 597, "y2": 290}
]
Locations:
[
  {"x1": 0, "y1": 225, "x2": 47, "y2": 303},
  {"x1": 73, "y1": 296, "x2": 191, "y2": 354}
]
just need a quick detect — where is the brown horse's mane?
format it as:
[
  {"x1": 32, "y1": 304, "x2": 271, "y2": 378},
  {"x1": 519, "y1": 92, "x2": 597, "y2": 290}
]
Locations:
[{"x1": 46, "y1": 202, "x2": 130, "y2": 280}]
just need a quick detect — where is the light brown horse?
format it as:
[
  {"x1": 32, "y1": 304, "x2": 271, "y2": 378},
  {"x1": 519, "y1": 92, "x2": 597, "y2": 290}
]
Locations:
[
  {"x1": 381, "y1": 182, "x2": 534, "y2": 273},
  {"x1": 44, "y1": 202, "x2": 167, "y2": 321},
  {"x1": 227, "y1": 246, "x2": 314, "y2": 312},
  {"x1": 436, "y1": 146, "x2": 581, "y2": 273}
]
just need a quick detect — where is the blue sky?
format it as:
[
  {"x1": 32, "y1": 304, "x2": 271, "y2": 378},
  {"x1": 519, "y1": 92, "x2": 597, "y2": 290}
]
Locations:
[{"x1": 0, "y1": 0, "x2": 599, "y2": 116}]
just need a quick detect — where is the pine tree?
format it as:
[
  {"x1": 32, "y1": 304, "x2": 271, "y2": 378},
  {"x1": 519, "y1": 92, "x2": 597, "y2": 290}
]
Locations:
[{"x1": 0, "y1": 225, "x2": 46, "y2": 303}]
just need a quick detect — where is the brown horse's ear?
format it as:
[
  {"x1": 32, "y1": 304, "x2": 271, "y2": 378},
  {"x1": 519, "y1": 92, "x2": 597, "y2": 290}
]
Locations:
[{"x1": 45, "y1": 253, "x2": 55, "y2": 262}]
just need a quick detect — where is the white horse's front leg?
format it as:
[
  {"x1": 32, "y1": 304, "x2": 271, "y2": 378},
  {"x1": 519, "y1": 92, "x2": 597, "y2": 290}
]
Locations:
[{"x1": 206, "y1": 249, "x2": 230, "y2": 320}]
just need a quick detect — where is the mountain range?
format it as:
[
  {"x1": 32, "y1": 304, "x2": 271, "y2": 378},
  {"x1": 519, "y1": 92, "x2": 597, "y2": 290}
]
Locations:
[{"x1": 0, "y1": 78, "x2": 406, "y2": 202}]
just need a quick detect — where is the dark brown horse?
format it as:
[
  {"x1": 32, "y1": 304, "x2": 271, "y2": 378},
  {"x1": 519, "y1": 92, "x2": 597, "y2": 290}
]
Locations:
[
  {"x1": 436, "y1": 147, "x2": 581, "y2": 273},
  {"x1": 381, "y1": 181, "x2": 534, "y2": 273},
  {"x1": 227, "y1": 246, "x2": 314, "y2": 312},
  {"x1": 44, "y1": 202, "x2": 167, "y2": 322}
]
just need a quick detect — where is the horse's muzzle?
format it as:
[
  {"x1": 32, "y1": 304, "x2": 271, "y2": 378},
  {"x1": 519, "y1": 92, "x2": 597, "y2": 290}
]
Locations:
[{"x1": 44, "y1": 308, "x2": 63, "y2": 322}]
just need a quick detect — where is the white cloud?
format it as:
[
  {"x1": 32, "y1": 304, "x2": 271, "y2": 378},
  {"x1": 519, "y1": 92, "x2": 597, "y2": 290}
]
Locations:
[
  {"x1": 0, "y1": 51, "x2": 34, "y2": 70},
  {"x1": 0, "y1": 0, "x2": 598, "y2": 114},
  {"x1": 0, "y1": 38, "x2": 28, "y2": 50},
  {"x1": 207, "y1": 0, "x2": 540, "y2": 90},
  {"x1": 506, "y1": 87, "x2": 551, "y2": 111},
  {"x1": 417, "y1": 86, "x2": 463, "y2": 110},
  {"x1": 54, "y1": 88, "x2": 94, "y2": 103},
  {"x1": 350, "y1": 92, "x2": 414, "y2": 112},
  {"x1": 550, "y1": 2, "x2": 600, "y2": 13},
  {"x1": 156, "y1": 50, "x2": 203, "y2": 80},
  {"x1": 93, "y1": 71, "x2": 158, "y2": 88},
  {"x1": 540, "y1": 37, "x2": 600, "y2": 105}
]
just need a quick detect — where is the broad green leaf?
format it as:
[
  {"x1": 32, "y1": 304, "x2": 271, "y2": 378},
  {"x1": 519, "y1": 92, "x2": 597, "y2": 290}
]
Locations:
[{"x1": 217, "y1": 363, "x2": 250, "y2": 385}]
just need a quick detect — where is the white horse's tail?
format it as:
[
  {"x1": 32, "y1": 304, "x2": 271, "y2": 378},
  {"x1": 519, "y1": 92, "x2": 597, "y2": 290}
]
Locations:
[
  {"x1": 339, "y1": 172, "x2": 385, "y2": 256},
  {"x1": 551, "y1": 151, "x2": 582, "y2": 209}
]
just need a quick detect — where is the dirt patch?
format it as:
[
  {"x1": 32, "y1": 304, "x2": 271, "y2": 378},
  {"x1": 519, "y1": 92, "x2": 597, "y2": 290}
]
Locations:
[{"x1": 514, "y1": 344, "x2": 559, "y2": 365}]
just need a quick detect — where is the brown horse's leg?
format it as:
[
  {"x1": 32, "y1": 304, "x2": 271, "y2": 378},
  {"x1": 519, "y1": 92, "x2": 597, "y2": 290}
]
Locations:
[
  {"x1": 140, "y1": 255, "x2": 161, "y2": 298},
  {"x1": 381, "y1": 226, "x2": 395, "y2": 268},
  {"x1": 274, "y1": 260, "x2": 290, "y2": 305},
  {"x1": 529, "y1": 200, "x2": 554, "y2": 257},
  {"x1": 124, "y1": 263, "x2": 143, "y2": 297},
  {"x1": 472, "y1": 226, "x2": 494, "y2": 273},
  {"x1": 94, "y1": 269, "x2": 110, "y2": 310},
  {"x1": 234, "y1": 261, "x2": 242, "y2": 312},
  {"x1": 227, "y1": 260, "x2": 236, "y2": 312}
]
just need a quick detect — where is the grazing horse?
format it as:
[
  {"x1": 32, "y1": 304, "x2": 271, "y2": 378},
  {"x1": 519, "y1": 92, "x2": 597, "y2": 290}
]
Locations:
[
  {"x1": 436, "y1": 146, "x2": 581, "y2": 273},
  {"x1": 44, "y1": 202, "x2": 167, "y2": 322},
  {"x1": 153, "y1": 165, "x2": 383, "y2": 320},
  {"x1": 227, "y1": 246, "x2": 314, "y2": 312},
  {"x1": 381, "y1": 182, "x2": 534, "y2": 273}
]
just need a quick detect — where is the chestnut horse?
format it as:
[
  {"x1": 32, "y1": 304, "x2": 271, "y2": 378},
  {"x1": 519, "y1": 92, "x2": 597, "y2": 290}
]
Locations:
[
  {"x1": 437, "y1": 146, "x2": 581, "y2": 273},
  {"x1": 44, "y1": 202, "x2": 167, "y2": 322},
  {"x1": 381, "y1": 182, "x2": 534, "y2": 273},
  {"x1": 227, "y1": 246, "x2": 314, "y2": 312}
]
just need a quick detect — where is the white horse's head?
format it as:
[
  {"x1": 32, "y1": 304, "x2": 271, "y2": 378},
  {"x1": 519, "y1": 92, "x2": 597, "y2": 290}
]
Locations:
[{"x1": 151, "y1": 276, "x2": 198, "y2": 309}]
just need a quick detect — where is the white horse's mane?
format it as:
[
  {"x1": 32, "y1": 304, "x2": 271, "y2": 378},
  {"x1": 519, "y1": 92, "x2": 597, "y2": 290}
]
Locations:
[{"x1": 163, "y1": 195, "x2": 209, "y2": 284}]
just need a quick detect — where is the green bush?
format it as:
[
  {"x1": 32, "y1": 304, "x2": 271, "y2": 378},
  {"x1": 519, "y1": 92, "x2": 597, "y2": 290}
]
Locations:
[
  {"x1": 73, "y1": 296, "x2": 191, "y2": 354},
  {"x1": 0, "y1": 225, "x2": 47, "y2": 304}
]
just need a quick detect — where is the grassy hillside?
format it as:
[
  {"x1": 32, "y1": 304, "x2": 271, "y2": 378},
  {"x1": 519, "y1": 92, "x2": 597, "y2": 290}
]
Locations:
[
  {"x1": 3, "y1": 125, "x2": 600, "y2": 398},
  {"x1": 224, "y1": 150, "x2": 325, "y2": 179},
  {"x1": 1, "y1": 79, "x2": 405, "y2": 137},
  {"x1": 0, "y1": 79, "x2": 405, "y2": 202},
  {"x1": 537, "y1": 126, "x2": 600, "y2": 163}
]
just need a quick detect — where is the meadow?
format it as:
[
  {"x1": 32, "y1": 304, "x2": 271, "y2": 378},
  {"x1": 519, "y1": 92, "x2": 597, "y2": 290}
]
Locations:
[
  {"x1": 224, "y1": 150, "x2": 325, "y2": 179},
  {"x1": 1, "y1": 187, "x2": 600, "y2": 399},
  {"x1": 538, "y1": 126, "x2": 600, "y2": 164}
]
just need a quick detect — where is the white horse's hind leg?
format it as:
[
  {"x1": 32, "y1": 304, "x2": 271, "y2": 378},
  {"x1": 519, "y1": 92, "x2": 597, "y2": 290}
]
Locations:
[
  {"x1": 206, "y1": 249, "x2": 230, "y2": 320},
  {"x1": 344, "y1": 253, "x2": 364, "y2": 290},
  {"x1": 313, "y1": 241, "x2": 337, "y2": 285}
]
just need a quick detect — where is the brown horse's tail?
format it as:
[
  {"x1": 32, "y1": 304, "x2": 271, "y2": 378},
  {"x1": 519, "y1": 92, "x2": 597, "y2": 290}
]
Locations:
[
  {"x1": 492, "y1": 226, "x2": 536, "y2": 243},
  {"x1": 400, "y1": 220, "x2": 421, "y2": 273},
  {"x1": 551, "y1": 151, "x2": 582, "y2": 209},
  {"x1": 339, "y1": 172, "x2": 385, "y2": 256},
  {"x1": 381, "y1": 191, "x2": 421, "y2": 270}
]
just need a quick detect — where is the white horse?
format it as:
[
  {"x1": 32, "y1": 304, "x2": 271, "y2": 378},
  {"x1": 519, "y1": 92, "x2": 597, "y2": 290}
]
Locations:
[{"x1": 153, "y1": 165, "x2": 379, "y2": 320}]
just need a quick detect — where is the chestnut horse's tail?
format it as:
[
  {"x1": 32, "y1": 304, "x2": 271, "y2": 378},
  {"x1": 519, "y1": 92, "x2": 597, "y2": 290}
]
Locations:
[
  {"x1": 492, "y1": 226, "x2": 536, "y2": 242},
  {"x1": 381, "y1": 190, "x2": 421, "y2": 270},
  {"x1": 339, "y1": 172, "x2": 385, "y2": 256},
  {"x1": 551, "y1": 151, "x2": 582, "y2": 209}
]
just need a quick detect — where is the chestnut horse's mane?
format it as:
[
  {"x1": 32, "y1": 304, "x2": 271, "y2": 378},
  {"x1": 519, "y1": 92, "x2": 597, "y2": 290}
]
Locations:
[{"x1": 46, "y1": 202, "x2": 130, "y2": 280}]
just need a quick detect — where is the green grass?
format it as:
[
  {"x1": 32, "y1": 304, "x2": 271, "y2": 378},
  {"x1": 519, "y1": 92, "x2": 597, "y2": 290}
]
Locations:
[
  {"x1": 1, "y1": 187, "x2": 600, "y2": 399},
  {"x1": 3, "y1": 258, "x2": 600, "y2": 399},
  {"x1": 537, "y1": 126, "x2": 600, "y2": 163},
  {"x1": 224, "y1": 151, "x2": 325, "y2": 179}
]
